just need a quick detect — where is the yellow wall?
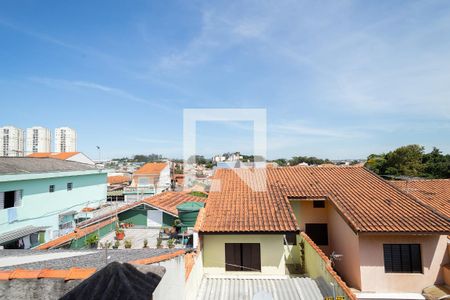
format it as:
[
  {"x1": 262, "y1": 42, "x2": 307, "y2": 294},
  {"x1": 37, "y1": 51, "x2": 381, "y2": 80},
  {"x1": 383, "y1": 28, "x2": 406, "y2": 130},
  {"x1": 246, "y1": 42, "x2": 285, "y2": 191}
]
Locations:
[{"x1": 202, "y1": 234, "x2": 286, "y2": 275}]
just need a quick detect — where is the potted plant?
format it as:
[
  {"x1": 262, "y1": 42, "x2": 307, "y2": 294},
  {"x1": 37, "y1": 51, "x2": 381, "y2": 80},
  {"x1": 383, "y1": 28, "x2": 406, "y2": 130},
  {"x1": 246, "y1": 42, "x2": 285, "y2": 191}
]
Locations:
[
  {"x1": 100, "y1": 241, "x2": 112, "y2": 249},
  {"x1": 156, "y1": 237, "x2": 163, "y2": 249},
  {"x1": 143, "y1": 239, "x2": 148, "y2": 248},
  {"x1": 85, "y1": 234, "x2": 99, "y2": 249},
  {"x1": 124, "y1": 239, "x2": 132, "y2": 249},
  {"x1": 116, "y1": 228, "x2": 125, "y2": 240},
  {"x1": 167, "y1": 238, "x2": 176, "y2": 249},
  {"x1": 112, "y1": 240, "x2": 120, "y2": 249}
]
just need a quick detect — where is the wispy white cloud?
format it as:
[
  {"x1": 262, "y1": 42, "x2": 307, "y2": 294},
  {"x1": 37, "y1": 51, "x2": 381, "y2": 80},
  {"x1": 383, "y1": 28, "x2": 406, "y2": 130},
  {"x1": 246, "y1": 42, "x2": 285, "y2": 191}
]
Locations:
[{"x1": 30, "y1": 77, "x2": 171, "y2": 111}]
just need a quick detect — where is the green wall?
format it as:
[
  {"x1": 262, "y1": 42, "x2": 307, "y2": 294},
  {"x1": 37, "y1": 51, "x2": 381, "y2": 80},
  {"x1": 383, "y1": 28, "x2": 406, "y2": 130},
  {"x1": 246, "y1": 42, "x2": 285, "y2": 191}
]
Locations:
[
  {"x1": 163, "y1": 213, "x2": 176, "y2": 227},
  {"x1": 70, "y1": 221, "x2": 116, "y2": 249},
  {"x1": 118, "y1": 206, "x2": 147, "y2": 226}
]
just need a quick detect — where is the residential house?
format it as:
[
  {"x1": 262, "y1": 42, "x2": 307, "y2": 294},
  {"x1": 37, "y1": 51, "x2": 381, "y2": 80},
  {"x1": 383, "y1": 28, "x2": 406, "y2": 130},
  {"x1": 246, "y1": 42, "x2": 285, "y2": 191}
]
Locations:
[
  {"x1": 0, "y1": 157, "x2": 107, "y2": 249},
  {"x1": 107, "y1": 173, "x2": 131, "y2": 201},
  {"x1": 37, "y1": 192, "x2": 206, "y2": 250},
  {"x1": 28, "y1": 152, "x2": 95, "y2": 165},
  {"x1": 124, "y1": 162, "x2": 171, "y2": 202},
  {"x1": 194, "y1": 167, "x2": 449, "y2": 298}
]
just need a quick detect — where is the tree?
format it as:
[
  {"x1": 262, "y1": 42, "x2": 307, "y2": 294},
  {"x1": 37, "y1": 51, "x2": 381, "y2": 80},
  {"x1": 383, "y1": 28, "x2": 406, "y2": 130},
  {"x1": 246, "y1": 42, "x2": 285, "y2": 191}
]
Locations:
[
  {"x1": 384, "y1": 145, "x2": 424, "y2": 177},
  {"x1": 365, "y1": 145, "x2": 449, "y2": 179}
]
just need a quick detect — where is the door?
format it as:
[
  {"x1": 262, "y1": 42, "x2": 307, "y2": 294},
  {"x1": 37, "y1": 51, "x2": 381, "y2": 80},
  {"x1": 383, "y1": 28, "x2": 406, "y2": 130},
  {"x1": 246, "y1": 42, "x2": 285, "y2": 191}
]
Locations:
[{"x1": 147, "y1": 209, "x2": 163, "y2": 227}]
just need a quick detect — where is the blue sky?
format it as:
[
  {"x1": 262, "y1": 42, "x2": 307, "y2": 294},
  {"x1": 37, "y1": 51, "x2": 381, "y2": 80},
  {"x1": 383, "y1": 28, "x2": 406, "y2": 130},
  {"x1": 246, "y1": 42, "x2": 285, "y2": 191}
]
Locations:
[{"x1": 1, "y1": 1, "x2": 449, "y2": 160}]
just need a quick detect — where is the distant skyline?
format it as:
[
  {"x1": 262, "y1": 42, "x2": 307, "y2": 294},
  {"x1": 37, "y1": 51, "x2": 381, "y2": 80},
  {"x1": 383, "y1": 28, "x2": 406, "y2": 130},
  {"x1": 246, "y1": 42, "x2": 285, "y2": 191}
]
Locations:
[{"x1": 1, "y1": 1, "x2": 449, "y2": 160}]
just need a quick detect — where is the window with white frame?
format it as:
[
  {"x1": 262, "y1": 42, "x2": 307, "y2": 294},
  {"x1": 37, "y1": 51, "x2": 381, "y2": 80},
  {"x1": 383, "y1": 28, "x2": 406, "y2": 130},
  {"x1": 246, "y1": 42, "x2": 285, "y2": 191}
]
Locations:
[{"x1": 0, "y1": 190, "x2": 22, "y2": 209}]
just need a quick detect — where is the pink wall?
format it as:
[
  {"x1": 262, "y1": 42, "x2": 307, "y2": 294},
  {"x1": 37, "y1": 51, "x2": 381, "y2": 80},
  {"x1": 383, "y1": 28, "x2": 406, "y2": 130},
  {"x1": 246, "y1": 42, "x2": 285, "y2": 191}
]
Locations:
[
  {"x1": 358, "y1": 234, "x2": 449, "y2": 293},
  {"x1": 327, "y1": 205, "x2": 362, "y2": 290}
]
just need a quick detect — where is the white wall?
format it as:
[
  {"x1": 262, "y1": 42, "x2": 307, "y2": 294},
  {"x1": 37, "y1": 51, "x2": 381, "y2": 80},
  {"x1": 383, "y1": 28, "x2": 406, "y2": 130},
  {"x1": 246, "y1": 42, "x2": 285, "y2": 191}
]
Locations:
[{"x1": 152, "y1": 255, "x2": 186, "y2": 300}]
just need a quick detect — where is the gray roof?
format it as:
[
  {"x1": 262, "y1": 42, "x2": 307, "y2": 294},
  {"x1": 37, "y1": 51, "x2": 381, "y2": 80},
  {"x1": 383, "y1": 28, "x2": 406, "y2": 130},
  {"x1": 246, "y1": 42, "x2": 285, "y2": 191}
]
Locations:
[
  {"x1": 0, "y1": 157, "x2": 98, "y2": 175},
  {"x1": 0, "y1": 263, "x2": 166, "y2": 300},
  {"x1": 0, "y1": 248, "x2": 182, "y2": 270},
  {"x1": 0, "y1": 225, "x2": 49, "y2": 245},
  {"x1": 197, "y1": 276, "x2": 326, "y2": 300}
]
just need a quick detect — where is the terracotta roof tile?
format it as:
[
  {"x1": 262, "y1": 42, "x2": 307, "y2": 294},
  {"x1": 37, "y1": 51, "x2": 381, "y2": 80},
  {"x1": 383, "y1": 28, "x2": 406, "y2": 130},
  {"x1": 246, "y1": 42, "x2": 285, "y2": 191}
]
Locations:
[
  {"x1": 301, "y1": 232, "x2": 356, "y2": 300},
  {"x1": 27, "y1": 152, "x2": 80, "y2": 160},
  {"x1": 37, "y1": 217, "x2": 117, "y2": 250},
  {"x1": 200, "y1": 167, "x2": 450, "y2": 233},
  {"x1": 391, "y1": 179, "x2": 450, "y2": 218},
  {"x1": 38, "y1": 269, "x2": 70, "y2": 279},
  {"x1": 142, "y1": 192, "x2": 206, "y2": 216},
  {"x1": 128, "y1": 249, "x2": 185, "y2": 265},
  {"x1": 0, "y1": 270, "x2": 13, "y2": 280},
  {"x1": 108, "y1": 175, "x2": 131, "y2": 185},
  {"x1": 65, "y1": 267, "x2": 96, "y2": 280},
  {"x1": 9, "y1": 269, "x2": 41, "y2": 279},
  {"x1": 134, "y1": 162, "x2": 168, "y2": 175}
]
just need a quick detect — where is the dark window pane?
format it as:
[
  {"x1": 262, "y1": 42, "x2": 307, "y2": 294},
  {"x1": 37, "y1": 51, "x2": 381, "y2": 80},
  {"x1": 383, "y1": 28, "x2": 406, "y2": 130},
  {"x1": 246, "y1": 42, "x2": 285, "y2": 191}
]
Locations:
[
  {"x1": 383, "y1": 244, "x2": 422, "y2": 273},
  {"x1": 225, "y1": 243, "x2": 241, "y2": 271},
  {"x1": 4, "y1": 191, "x2": 15, "y2": 209},
  {"x1": 410, "y1": 244, "x2": 422, "y2": 273},
  {"x1": 313, "y1": 200, "x2": 325, "y2": 208},
  {"x1": 305, "y1": 224, "x2": 328, "y2": 246},
  {"x1": 49, "y1": 185, "x2": 55, "y2": 193},
  {"x1": 286, "y1": 233, "x2": 297, "y2": 245},
  {"x1": 383, "y1": 244, "x2": 393, "y2": 272}
]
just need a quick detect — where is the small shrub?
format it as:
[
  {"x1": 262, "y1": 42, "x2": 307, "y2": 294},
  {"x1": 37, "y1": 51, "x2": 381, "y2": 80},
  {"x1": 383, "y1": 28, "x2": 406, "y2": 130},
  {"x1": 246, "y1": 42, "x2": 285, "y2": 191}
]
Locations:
[
  {"x1": 85, "y1": 234, "x2": 99, "y2": 248},
  {"x1": 167, "y1": 238, "x2": 176, "y2": 249},
  {"x1": 113, "y1": 240, "x2": 120, "y2": 249},
  {"x1": 156, "y1": 237, "x2": 163, "y2": 248},
  {"x1": 124, "y1": 239, "x2": 132, "y2": 249},
  {"x1": 143, "y1": 239, "x2": 148, "y2": 248},
  {"x1": 100, "y1": 241, "x2": 112, "y2": 249}
]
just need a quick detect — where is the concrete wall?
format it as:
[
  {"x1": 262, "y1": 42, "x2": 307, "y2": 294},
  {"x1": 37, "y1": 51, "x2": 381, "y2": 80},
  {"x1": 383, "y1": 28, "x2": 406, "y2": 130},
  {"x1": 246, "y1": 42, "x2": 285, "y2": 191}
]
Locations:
[
  {"x1": 185, "y1": 252, "x2": 204, "y2": 300},
  {"x1": 327, "y1": 205, "x2": 361, "y2": 290},
  {"x1": 300, "y1": 234, "x2": 353, "y2": 299},
  {"x1": 152, "y1": 255, "x2": 186, "y2": 300},
  {"x1": 358, "y1": 234, "x2": 449, "y2": 293},
  {"x1": 0, "y1": 172, "x2": 107, "y2": 240},
  {"x1": 202, "y1": 234, "x2": 286, "y2": 275}
]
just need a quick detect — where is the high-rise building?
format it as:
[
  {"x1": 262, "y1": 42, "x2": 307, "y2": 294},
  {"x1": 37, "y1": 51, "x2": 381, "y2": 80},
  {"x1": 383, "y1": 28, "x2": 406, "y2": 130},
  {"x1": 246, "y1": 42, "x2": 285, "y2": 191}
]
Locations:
[
  {"x1": 0, "y1": 126, "x2": 24, "y2": 156},
  {"x1": 26, "y1": 126, "x2": 51, "y2": 154},
  {"x1": 55, "y1": 127, "x2": 77, "y2": 152}
]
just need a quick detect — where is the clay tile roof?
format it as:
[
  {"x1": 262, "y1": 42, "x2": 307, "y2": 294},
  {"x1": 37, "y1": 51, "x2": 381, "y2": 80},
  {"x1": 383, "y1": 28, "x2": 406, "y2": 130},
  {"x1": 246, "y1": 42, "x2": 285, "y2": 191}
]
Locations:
[
  {"x1": 27, "y1": 152, "x2": 80, "y2": 160},
  {"x1": 10, "y1": 269, "x2": 41, "y2": 279},
  {"x1": 142, "y1": 192, "x2": 206, "y2": 216},
  {"x1": 193, "y1": 208, "x2": 206, "y2": 232},
  {"x1": 108, "y1": 175, "x2": 131, "y2": 185},
  {"x1": 134, "y1": 162, "x2": 168, "y2": 175},
  {"x1": 0, "y1": 270, "x2": 12, "y2": 280},
  {"x1": 37, "y1": 217, "x2": 117, "y2": 250},
  {"x1": 65, "y1": 268, "x2": 96, "y2": 280},
  {"x1": 128, "y1": 249, "x2": 185, "y2": 265},
  {"x1": 390, "y1": 179, "x2": 450, "y2": 218},
  {"x1": 199, "y1": 167, "x2": 450, "y2": 233},
  {"x1": 38, "y1": 269, "x2": 70, "y2": 279}
]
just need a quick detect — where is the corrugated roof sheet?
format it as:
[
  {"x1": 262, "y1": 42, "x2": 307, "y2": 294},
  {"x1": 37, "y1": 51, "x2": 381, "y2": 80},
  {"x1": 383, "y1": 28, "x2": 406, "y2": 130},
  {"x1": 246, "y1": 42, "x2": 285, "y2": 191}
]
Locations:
[
  {"x1": 0, "y1": 157, "x2": 98, "y2": 175},
  {"x1": 197, "y1": 276, "x2": 325, "y2": 300},
  {"x1": 0, "y1": 226, "x2": 48, "y2": 245},
  {"x1": 201, "y1": 167, "x2": 450, "y2": 233}
]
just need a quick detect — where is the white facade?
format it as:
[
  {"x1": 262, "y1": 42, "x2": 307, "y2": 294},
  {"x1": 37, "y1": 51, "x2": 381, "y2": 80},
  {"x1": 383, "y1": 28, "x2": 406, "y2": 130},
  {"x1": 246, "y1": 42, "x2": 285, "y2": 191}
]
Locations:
[
  {"x1": 26, "y1": 127, "x2": 51, "y2": 154},
  {"x1": 55, "y1": 127, "x2": 77, "y2": 152},
  {"x1": 0, "y1": 126, "x2": 24, "y2": 157}
]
